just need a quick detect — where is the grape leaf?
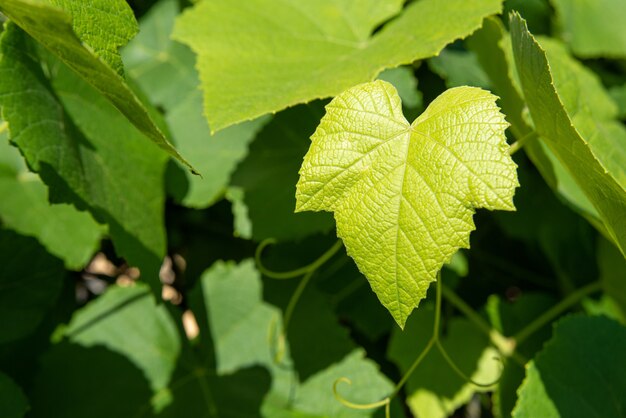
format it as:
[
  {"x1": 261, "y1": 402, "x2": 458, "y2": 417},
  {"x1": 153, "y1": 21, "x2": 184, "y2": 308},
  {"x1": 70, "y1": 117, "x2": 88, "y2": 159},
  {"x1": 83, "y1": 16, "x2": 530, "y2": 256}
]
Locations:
[
  {"x1": 173, "y1": 0, "x2": 503, "y2": 131},
  {"x1": 198, "y1": 260, "x2": 281, "y2": 375},
  {"x1": 513, "y1": 315, "x2": 626, "y2": 418},
  {"x1": 0, "y1": 230, "x2": 65, "y2": 344},
  {"x1": 0, "y1": 1, "x2": 194, "y2": 171},
  {"x1": 551, "y1": 0, "x2": 626, "y2": 58},
  {"x1": 510, "y1": 13, "x2": 626, "y2": 258},
  {"x1": 0, "y1": 26, "x2": 168, "y2": 286},
  {"x1": 296, "y1": 80, "x2": 518, "y2": 327},
  {"x1": 295, "y1": 350, "x2": 394, "y2": 418},
  {"x1": 468, "y1": 18, "x2": 607, "y2": 236},
  {"x1": 0, "y1": 371, "x2": 28, "y2": 418},
  {"x1": 47, "y1": 0, "x2": 138, "y2": 75},
  {"x1": 63, "y1": 284, "x2": 180, "y2": 394},
  {"x1": 0, "y1": 131, "x2": 103, "y2": 270}
]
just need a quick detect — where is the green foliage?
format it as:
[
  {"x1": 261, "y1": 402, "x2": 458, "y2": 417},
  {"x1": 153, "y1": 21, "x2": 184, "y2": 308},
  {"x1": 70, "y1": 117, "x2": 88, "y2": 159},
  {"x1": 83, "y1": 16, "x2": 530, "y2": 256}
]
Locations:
[
  {"x1": 551, "y1": 0, "x2": 626, "y2": 58},
  {"x1": 0, "y1": 0, "x2": 193, "y2": 170},
  {"x1": 0, "y1": 371, "x2": 28, "y2": 418},
  {"x1": 510, "y1": 13, "x2": 626, "y2": 257},
  {"x1": 0, "y1": 126, "x2": 103, "y2": 269},
  {"x1": 173, "y1": 0, "x2": 503, "y2": 130},
  {"x1": 296, "y1": 81, "x2": 518, "y2": 327},
  {"x1": 513, "y1": 315, "x2": 626, "y2": 417},
  {"x1": 1, "y1": 1, "x2": 625, "y2": 418}
]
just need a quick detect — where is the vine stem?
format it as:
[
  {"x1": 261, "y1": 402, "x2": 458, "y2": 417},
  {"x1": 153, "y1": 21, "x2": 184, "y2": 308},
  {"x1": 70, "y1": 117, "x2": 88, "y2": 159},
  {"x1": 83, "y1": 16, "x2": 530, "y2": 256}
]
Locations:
[
  {"x1": 441, "y1": 284, "x2": 525, "y2": 365},
  {"x1": 335, "y1": 274, "x2": 503, "y2": 417},
  {"x1": 513, "y1": 281, "x2": 602, "y2": 344},
  {"x1": 508, "y1": 131, "x2": 537, "y2": 155},
  {"x1": 0, "y1": 121, "x2": 7, "y2": 135},
  {"x1": 255, "y1": 239, "x2": 343, "y2": 279}
]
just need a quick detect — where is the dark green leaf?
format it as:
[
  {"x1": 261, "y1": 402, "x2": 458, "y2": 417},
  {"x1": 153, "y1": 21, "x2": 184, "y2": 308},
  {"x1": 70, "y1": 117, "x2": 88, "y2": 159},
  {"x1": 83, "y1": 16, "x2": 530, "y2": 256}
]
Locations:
[
  {"x1": 0, "y1": 229, "x2": 65, "y2": 344},
  {"x1": 513, "y1": 315, "x2": 626, "y2": 418},
  {"x1": 232, "y1": 104, "x2": 334, "y2": 241},
  {"x1": 0, "y1": 371, "x2": 28, "y2": 418},
  {"x1": 0, "y1": 25, "x2": 168, "y2": 285}
]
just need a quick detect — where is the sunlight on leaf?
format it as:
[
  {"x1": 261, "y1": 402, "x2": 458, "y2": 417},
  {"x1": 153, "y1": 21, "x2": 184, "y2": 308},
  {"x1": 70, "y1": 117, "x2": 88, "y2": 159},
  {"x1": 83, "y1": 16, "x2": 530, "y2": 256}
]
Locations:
[
  {"x1": 173, "y1": 0, "x2": 502, "y2": 130},
  {"x1": 296, "y1": 80, "x2": 518, "y2": 327}
]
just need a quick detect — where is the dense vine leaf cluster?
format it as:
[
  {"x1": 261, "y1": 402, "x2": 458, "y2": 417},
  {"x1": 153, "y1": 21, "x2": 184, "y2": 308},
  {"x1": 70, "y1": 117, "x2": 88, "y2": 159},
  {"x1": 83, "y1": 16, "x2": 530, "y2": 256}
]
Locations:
[{"x1": 0, "y1": 0, "x2": 625, "y2": 417}]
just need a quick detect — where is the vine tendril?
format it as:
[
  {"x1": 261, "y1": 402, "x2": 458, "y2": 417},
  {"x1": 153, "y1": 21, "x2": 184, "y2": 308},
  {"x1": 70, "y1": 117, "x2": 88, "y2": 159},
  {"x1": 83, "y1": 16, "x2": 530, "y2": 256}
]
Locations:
[
  {"x1": 255, "y1": 238, "x2": 343, "y2": 279},
  {"x1": 332, "y1": 272, "x2": 504, "y2": 416}
]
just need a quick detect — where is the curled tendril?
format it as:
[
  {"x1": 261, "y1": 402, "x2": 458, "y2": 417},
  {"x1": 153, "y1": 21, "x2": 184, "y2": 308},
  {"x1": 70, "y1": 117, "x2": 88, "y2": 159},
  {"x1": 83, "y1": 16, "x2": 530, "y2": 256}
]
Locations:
[
  {"x1": 255, "y1": 238, "x2": 343, "y2": 279},
  {"x1": 435, "y1": 340, "x2": 504, "y2": 388},
  {"x1": 333, "y1": 378, "x2": 391, "y2": 412},
  {"x1": 332, "y1": 274, "x2": 508, "y2": 416}
]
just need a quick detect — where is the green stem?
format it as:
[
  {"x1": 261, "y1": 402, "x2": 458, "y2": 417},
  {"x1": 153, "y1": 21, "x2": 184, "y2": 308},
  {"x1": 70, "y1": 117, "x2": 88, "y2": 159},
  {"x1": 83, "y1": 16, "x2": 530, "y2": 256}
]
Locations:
[
  {"x1": 0, "y1": 121, "x2": 7, "y2": 135},
  {"x1": 283, "y1": 270, "x2": 314, "y2": 332},
  {"x1": 508, "y1": 131, "x2": 537, "y2": 155},
  {"x1": 255, "y1": 239, "x2": 343, "y2": 279},
  {"x1": 442, "y1": 284, "x2": 526, "y2": 365},
  {"x1": 514, "y1": 281, "x2": 602, "y2": 344},
  {"x1": 391, "y1": 274, "x2": 443, "y2": 397},
  {"x1": 435, "y1": 340, "x2": 501, "y2": 388}
]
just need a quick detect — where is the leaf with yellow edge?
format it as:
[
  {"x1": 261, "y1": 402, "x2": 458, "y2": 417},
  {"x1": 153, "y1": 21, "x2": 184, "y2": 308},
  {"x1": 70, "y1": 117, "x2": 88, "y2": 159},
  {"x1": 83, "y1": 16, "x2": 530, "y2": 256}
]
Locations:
[{"x1": 296, "y1": 81, "x2": 518, "y2": 327}]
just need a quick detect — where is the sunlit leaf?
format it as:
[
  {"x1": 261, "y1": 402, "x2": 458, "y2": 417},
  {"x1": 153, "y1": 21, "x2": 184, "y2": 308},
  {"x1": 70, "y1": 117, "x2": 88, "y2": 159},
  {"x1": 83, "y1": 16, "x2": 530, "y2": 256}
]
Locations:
[
  {"x1": 173, "y1": 0, "x2": 502, "y2": 130},
  {"x1": 296, "y1": 80, "x2": 518, "y2": 326}
]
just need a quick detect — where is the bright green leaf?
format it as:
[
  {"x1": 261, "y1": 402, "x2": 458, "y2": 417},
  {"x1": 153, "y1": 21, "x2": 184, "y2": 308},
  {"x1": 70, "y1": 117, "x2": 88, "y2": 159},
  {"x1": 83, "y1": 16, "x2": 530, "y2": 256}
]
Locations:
[
  {"x1": 47, "y1": 0, "x2": 138, "y2": 75},
  {"x1": 0, "y1": 2, "x2": 193, "y2": 170},
  {"x1": 551, "y1": 0, "x2": 626, "y2": 58},
  {"x1": 232, "y1": 104, "x2": 334, "y2": 241},
  {"x1": 0, "y1": 131, "x2": 103, "y2": 270},
  {"x1": 538, "y1": 38, "x2": 626, "y2": 189},
  {"x1": 63, "y1": 284, "x2": 181, "y2": 394},
  {"x1": 0, "y1": 26, "x2": 169, "y2": 285},
  {"x1": 173, "y1": 0, "x2": 503, "y2": 130},
  {"x1": 0, "y1": 371, "x2": 28, "y2": 418},
  {"x1": 510, "y1": 13, "x2": 626, "y2": 258},
  {"x1": 296, "y1": 80, "x2": 518, "y2": 327},
  {"x1": 0, "y1": 229, "x2": 65, "y2": 344},
  {"x1": 513, "y1": 315, "x2": 626, "y2": 418}
]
